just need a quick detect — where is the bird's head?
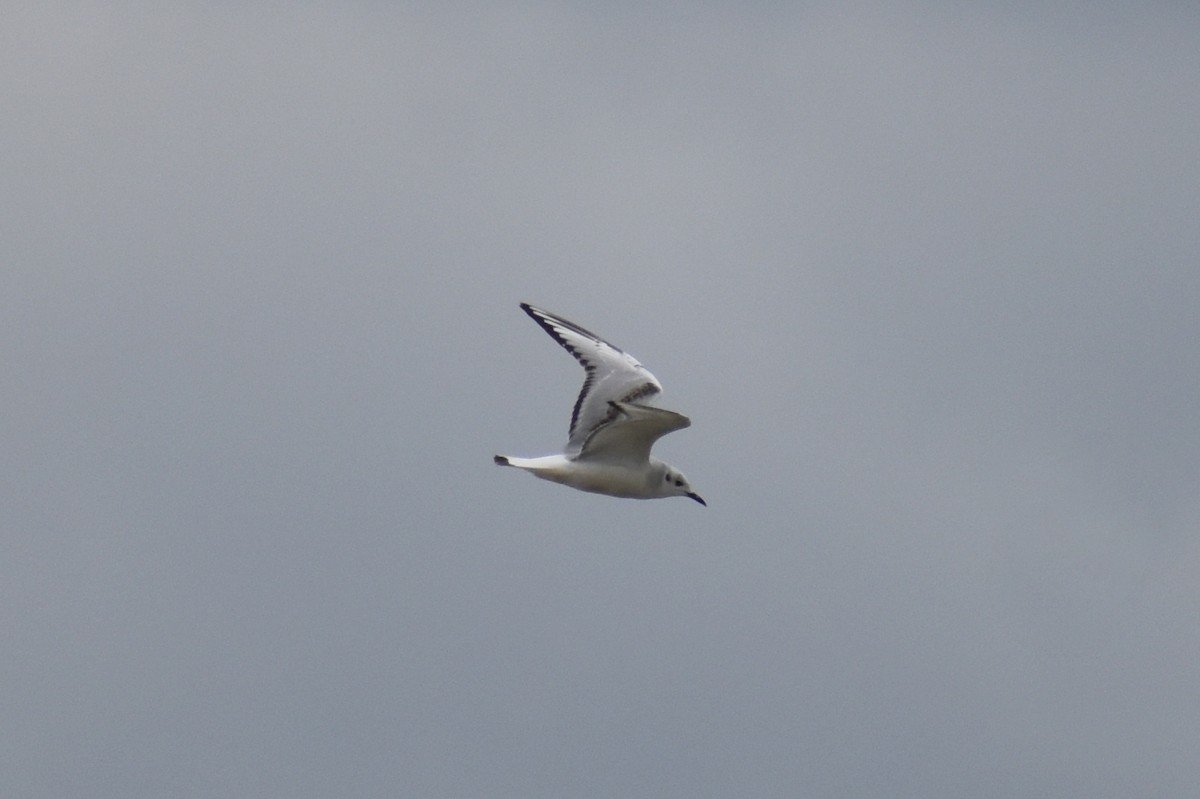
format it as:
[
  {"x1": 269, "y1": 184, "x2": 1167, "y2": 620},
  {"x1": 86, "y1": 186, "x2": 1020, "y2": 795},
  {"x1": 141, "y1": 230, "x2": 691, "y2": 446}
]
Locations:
[{"x1": 661, "y1": 466, "x2": 706, "y2": 506}]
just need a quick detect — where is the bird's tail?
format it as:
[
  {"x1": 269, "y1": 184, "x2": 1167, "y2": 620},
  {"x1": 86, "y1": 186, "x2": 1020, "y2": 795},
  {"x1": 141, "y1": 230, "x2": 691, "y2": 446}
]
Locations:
[{"x1": 493, "y1": 454, "x2": 549, "y2": 469}]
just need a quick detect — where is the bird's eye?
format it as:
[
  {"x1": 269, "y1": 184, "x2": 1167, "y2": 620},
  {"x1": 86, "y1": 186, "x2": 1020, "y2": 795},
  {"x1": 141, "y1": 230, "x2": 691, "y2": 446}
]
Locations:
[{"x1": 674, "y1": 479, "x2": 683, "y2": 487}]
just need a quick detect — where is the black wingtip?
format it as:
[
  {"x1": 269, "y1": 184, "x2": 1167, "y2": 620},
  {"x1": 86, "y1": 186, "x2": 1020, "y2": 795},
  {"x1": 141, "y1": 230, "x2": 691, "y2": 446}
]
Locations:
[
  {"x1": 518, "y1": 303, "x2": 613, "y2": 354},
  {"x1": 519, "y1": 303, "x2": 542, "y2": 328},
  {"x1": 493, "y1": 455, "x2": 509, "y2": 466}
]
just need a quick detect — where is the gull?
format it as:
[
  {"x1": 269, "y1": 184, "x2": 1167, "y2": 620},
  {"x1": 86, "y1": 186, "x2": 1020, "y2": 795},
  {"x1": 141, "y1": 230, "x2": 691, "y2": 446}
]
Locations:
[{"x1": 494, "y1": 303, "x2": 706, "y2": 505}]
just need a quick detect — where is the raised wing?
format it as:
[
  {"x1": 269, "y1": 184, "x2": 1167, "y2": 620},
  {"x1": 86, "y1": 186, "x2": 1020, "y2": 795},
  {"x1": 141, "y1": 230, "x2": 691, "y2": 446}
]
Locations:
[
  {"x1": 578, "y1": 401, "x2": 691, "y2": 465},
  {"x1": 521, "y1": 303, "x2": 662, "y2": 454}
]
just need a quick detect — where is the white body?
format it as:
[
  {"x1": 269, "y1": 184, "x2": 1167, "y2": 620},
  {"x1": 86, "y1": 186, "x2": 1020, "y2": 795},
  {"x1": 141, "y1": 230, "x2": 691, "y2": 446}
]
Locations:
[{"x1": 498, "y1": 454, "x2": 680, "y2": 500}]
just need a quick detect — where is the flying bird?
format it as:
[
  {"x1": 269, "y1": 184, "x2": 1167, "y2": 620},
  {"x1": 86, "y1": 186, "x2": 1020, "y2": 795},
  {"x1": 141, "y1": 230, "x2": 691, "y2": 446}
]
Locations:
[{"x1": 494, "y1": 303, "x2": 705, "y2": 505}]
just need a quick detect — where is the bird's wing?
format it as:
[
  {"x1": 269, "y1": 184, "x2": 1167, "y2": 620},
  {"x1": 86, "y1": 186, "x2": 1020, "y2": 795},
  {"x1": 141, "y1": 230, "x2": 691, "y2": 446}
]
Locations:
[
  {"x1": 577, "y1": 401, "x2": 691, "y2": 465},
  {"x1": 520, "y1": 303, "x2": 663, "y2": 455}
]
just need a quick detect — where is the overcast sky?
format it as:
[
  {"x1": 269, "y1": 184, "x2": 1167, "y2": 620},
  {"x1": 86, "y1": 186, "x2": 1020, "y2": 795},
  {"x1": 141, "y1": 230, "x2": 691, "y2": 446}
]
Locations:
[{"x1": 3, "y1": 3, "x2": 1198, "y2": 797}]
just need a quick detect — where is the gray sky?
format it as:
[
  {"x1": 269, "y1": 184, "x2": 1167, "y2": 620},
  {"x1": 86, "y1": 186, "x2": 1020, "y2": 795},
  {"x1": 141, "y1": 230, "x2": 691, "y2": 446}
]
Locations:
[{"x1": 3, "y1": 3, "x2": 1198, "y2": 797}]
